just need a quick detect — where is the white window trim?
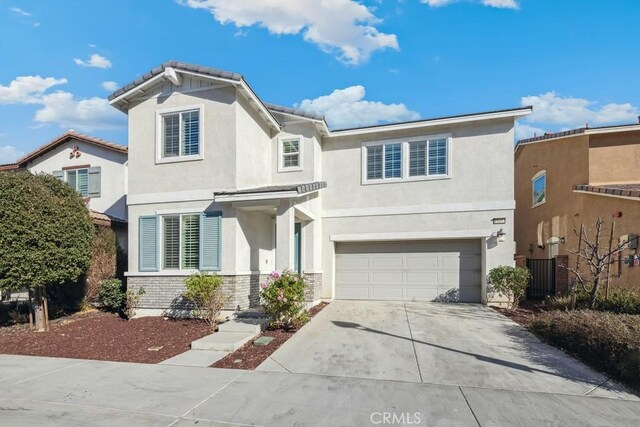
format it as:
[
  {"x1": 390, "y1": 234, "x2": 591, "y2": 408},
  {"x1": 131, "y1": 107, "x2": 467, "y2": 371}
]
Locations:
[
  {"x1": 531, "y1": 170, "x2": 547, "y2": 208},
  {"x1": 155, "y1": 104, "x2": 204, "y2": 164},
  {"x1": 160, "y1": 212, "x2": 200, "y2": 271},
  {"x1": 277, "y1": 135, "x2": 304, "y2": 172},
  {"x1": 361, "y1": 133, "x2": 452, "y2": 185}
]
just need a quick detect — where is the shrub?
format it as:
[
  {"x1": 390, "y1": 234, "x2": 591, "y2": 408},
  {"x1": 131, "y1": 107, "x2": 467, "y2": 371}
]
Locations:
[
  {"x1": 123, "y1": 287, "x2": 145, "y2": 320},
  {"x1": 261, "y1": 271, "x2": 308, "y2": 330},
  {"x1": 488, "y1": 266, "x2": 530, "y2": 309},
  {"x1": 182, "y1": 273, "x2": 225, "y2": 329},
  {"x1": 85, "y1": 227, "x2": 118, "y2": 305},
  {"x1": 546, "y1": 288, "x2": 640, "y2": 315},
  {"x1": 99, "y1": 279, "x2": 125, "y2": 312},
  {"x1": 595, "y1": 289, "x2": 640, "y2": 315},
  {"x1": 529, "y1": 310, "x2": 640, "y2": 388}
]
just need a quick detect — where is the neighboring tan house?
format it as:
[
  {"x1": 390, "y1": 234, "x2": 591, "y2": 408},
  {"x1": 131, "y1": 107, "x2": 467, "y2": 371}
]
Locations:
[
  {"x1": 0, "y1": 131, "x2": 129, "y2": 251},
  {"x1": 514, "y1": 123, "x2": 640, "y2": 292},
  {"x1": 109, "y1": 60, "x2": 531, "y2": 314}
]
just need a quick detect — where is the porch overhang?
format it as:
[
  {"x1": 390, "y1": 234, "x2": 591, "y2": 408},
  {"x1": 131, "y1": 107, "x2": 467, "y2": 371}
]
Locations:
[{"x1": 214, "y1": 181, "x2": 326, "y2": 203}]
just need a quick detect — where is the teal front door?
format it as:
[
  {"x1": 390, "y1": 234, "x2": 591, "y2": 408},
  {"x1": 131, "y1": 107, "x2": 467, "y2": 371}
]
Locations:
[{"x1": 294, "y1": 223, "x2": 302, "y2": 273}]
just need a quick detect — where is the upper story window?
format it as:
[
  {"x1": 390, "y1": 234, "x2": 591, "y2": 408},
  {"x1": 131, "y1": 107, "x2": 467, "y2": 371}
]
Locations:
[
  {"x1": 278, "y1": 136, "x2": 303, "y2": 172},
  {"x1": 532, "y1": 171, "x2": 546, "y2": 207},
  {"x1": 53, "y1": 167, "x2": 101, "y2": 198},
  {"x1": 363, "y1": 134, "x2": 451, "y2": 184},
  {"x1": 156, "y1": 105, "x2": 203, "y2": 163}
]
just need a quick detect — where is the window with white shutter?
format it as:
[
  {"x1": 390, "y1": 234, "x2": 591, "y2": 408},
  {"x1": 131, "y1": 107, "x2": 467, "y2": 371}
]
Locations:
[{"x1": 158, "y1": 106, "x2": 202, "y2": 162}]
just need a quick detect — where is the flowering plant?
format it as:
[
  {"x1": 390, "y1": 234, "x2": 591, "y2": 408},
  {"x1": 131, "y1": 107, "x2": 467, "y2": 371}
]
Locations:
[{"x1": 260, "y1": 270, "x2": 308, "y2": 330}]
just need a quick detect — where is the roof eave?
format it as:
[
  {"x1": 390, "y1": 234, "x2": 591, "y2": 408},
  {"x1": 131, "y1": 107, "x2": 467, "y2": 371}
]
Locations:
[{"x1": 327, "y1": 107, "x2": 532, "y2": 138}]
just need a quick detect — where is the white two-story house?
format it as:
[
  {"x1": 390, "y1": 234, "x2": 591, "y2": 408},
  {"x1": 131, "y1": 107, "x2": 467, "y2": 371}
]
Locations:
[
  {"x1": 0, "y1": 131, "x2": 128, "y2": 250},
  {"x1": 109, "y1": 61, "x2": 530, "y2": 314}
]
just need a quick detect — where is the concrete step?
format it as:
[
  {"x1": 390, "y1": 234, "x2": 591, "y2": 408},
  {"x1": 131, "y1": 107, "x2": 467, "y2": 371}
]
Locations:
[
  {"x1": 159, "y1": 350, "x2": 227, "y2": 367},
  {"x1": 191, "y1": 331, "x2": 255, "y2": 352},
  {"x1": 218, "y1": 318, "x2": 267, "y2": 334},
  {"x1": 235, "y1": 308, "x2": 266, "y2": 319}
]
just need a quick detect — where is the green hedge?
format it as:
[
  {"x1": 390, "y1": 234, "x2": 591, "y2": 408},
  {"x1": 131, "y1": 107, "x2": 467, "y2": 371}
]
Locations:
[{"x1": 529, "y1": 310, "x2": 640, "y2": 388}]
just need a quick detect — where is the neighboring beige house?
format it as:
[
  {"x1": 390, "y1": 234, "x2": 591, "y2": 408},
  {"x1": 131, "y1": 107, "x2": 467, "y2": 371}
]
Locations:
[
  {"x1": 515, "y1": 124, "x2": 640, "y2": 291},
  {"x1": 0, "y1": 131, "x2": 128, "y2": 250},
  {"x1": 109, "y1": 61, "x2": 531, "y2": 314}
]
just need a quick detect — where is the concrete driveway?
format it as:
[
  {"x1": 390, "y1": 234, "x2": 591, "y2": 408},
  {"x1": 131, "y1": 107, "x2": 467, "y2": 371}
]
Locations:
[{"x1": 258, "y1": 300, "x2": 637, "y2": 398}]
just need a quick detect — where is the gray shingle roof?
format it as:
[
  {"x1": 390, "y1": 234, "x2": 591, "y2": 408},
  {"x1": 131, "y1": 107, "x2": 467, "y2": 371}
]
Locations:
[
  {"x1": 215, "y1": 181, "x2": 327, "y2": 197},
  {"x1": 108, "y1": 60, "x2": 243, "y2": 102},
  {"x1": 264, "y1": 103, "x2": 325, "y2": 121}
]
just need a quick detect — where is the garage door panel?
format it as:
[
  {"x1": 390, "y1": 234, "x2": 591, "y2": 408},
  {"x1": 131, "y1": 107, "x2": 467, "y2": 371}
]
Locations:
[
  {"x1": 337, "y1": 271, "x2": 370, "y2": 284},
  {"x1": 336, "y1": 256, "x2": 370, "y2": 269},
  {"x1": 371, "y1": 287, "x2": 404, "y2": 299},
  {"x1": 405, "y1": 255, "x2": 439, "y2": 269},
  {"x1": 405, "y1": 271, "x2": 439, "y2": 284},
  {"x1": 335, "y1": 240, "x2": 481, "y2": 303},
  {"x1": 371, "y1": 256, "x2": 403, "y2": 269},
  {"x1": 371, "y1": 271, "x2": 404, "y2": 283}
]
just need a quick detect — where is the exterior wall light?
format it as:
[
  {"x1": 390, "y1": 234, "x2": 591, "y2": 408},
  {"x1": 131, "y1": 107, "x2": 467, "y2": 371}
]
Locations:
[{"x1": 497, "y1": 229, "x2": 506, "y2": 243}]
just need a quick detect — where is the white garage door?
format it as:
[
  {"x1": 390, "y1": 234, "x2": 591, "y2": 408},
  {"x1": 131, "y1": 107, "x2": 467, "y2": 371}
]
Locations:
[{"x1": 335, "y1": 240, "x2": 482, "y2": 302}]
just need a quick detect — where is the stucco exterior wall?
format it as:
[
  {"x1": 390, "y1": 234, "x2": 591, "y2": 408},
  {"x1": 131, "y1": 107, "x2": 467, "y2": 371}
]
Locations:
[
  {"x1": 270, "y1": 121, "x2": 321, "y2": 185},
  {"x1": 322, "y1": 119, "x2": 514, "y2": 211},
  {"x1": 515, "y1": 133, "x2": 640, "y2": 289},
  {"x1": 588, "y1": 130, "x2": 640, "y2": 185},
  {"x1": 127, "y1": 86, "x2": 238, "y2": 196},
  {"x1": 235, "y1": 94, "x2": 273, "y2": 189},
  {"x1": 27, "y1": 139, "x2": 127, "y2": 220}
]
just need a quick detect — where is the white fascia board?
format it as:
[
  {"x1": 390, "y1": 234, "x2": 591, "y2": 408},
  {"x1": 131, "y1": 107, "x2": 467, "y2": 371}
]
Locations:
[
  {"x1": 214, "y1": 191, "x2": 300, "y2": 203},
  {"x1": 274, "y1": 111, "x2": 330, "y2": 136},
  {"x1": 109, "y1": 73, "x2": 167, "y2": 106},
  {"x1": 327, "y1": 108, "x2": 532, "y2": 138},
  {"x1": 329, "y1": 229, "x2": 494, "y2": 242}
]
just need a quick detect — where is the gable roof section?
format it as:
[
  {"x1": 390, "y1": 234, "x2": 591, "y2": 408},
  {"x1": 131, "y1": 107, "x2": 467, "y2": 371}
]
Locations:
[
  {"x1": 109, "y1": 60, "x2": 281, "y2": 132},
  {"x1": 14, "y1": 130, "x2": 127, "y2": 168}
]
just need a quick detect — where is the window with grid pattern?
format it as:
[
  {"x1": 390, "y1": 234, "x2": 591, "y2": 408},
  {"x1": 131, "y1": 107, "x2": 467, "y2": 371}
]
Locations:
[
  {"x1": 281, "y1": 138, "x2": 300, "y2": 169},
  {"x1": 384, "y1": 143, "x2": 402, "y2": 178},
  {"x1": 161, "y1": 110, "x2": 200, "y2": 159},
  {"x1": 428, "y1": 138, "x2": 447, "y2": 176}
]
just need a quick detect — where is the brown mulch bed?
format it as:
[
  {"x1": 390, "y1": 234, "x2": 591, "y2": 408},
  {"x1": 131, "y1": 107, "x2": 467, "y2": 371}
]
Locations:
[
  {"x1": 0, "y1": 310, "x2": 212, "y2": 364},
  {"x1": 492, "y1": 306, "x2": 538, "y2": 327},
  {"x1": 213, "y1": 302, "x2": 329, "y2": 370}
]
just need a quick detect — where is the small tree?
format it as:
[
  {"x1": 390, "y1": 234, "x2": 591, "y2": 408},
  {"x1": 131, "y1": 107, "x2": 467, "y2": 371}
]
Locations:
[
  {"x1": 488, "y1": 266, "x2": 530, "y2": 309},
  {"x1": 564, "y1": 218, "x2": 627, "y2": 309},
  {"x1": 0, "y1": 171, "x2": 93, "y2": 331},
  {"x1": 182, "y1": 272, "x2": 225, "y2": 330},
  {"x1": 85, "y1": 226, "x2": 118, "y2": 306}
]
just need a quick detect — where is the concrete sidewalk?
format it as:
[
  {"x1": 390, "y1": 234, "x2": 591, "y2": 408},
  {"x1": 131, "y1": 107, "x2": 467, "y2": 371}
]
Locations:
[{"x1": 1, "y1": 354, "x2": 640, "y2": 426}]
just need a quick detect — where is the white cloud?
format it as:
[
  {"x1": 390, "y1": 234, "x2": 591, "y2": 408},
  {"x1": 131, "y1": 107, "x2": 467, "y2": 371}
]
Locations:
[
  {"x1": 9, "y1": 7, "x2": 31, "y2": 16},
  {"x1": 0, "y1": 75, "x2": 125, "y2": 131},
  {"x1": 297, "y1": 85, "x2": 420, "y2": 129},
  {"x1": 101, "y1": 81, "x2": 119, "y2": 91},
  {"x1": 522, "y1": 92, "x2": 640, "y2": 129},
  {"x1": 0, "y1": 76, "x2": 67, "y2": 104},
  {"x1": 178, "y1": 0, "x2": 398, "y2": 65},
  {"x1": 515, "y1": 123, "x2": 545, "y2": 140},
  {"x1": 34, "y1": 92, "x2": 125, "y2": 131},
  {"x1": 74, "y1": 54, "x2": 112, "y2": 69},
  {"x1": 0, "y1": 145, "x2": 23, "y2": 164},
  {"x1": 422, "y1": 0, "x2": 519, "y2": 8}
]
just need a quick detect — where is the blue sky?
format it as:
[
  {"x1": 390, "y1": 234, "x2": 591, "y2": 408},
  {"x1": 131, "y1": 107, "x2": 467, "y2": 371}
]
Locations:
[{"x1": 1, "y1": 0, "x2": 639, "y2": 163}]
